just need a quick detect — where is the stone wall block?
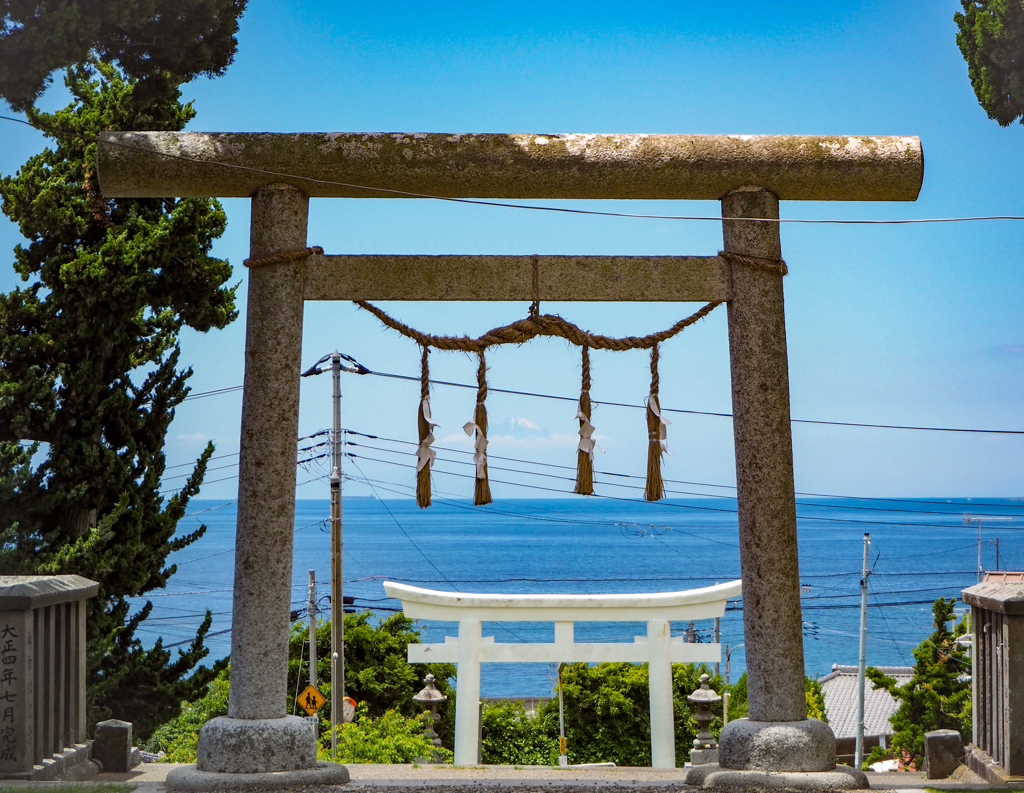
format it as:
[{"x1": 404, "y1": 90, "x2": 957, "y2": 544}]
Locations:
[
  {"x1": 92, "y1": 719, "x2": 132, "y2": 773},
  {"x1": 923, "y1": 729, "x2": 963, "y2": 780}
]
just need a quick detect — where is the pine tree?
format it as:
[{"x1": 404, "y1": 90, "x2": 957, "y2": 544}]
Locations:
[
  {"x1": 865, "y1": 598, "x2": 972, "y2": 768},
  {"x1": 0, "y1": 0, "x2": 248, "y2": 112},
  {"x1": 0, "y1": 61, "x2": 237, "y2": 739},
  {"x1": 955, "y1": 0, "x2": 1024, "y2": 126}
]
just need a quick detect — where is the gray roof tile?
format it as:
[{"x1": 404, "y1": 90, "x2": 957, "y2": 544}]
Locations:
[{"x1": 819, "y1": 664, "x2": 914, "y2": 739}]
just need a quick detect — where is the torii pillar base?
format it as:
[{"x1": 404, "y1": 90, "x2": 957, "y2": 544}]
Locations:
[
  {"x1": 688, "y1": 718, "x2": 867, "y2": 789},
  {"x1": 166, "y1": 717, "x2": 350, "y2": 791}
]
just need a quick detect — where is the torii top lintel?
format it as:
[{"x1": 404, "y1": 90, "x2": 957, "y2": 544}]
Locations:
[{"x1": 96, "y1": 132, "x2": 923, "y2": 202}]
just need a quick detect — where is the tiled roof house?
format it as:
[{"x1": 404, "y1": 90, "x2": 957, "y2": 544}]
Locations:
[{"x1": 819, "y1": 664, "x2": 914, "y2": 765}]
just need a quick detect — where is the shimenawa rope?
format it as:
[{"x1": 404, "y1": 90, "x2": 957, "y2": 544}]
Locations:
[
  {"x1": 574, "y1": 346, "x2": 595, "y2": 496},
  {"x1": 354, "y1": 300, "x2": 721, "y2": 352},
  {"x1": 243, "y1": 246, "x2": 324, "y2": 268},
  {"x1": 718, "y1": 249, "x2": 788, "y2": 275},
  {"x1": 355, "y1": 299, "x2": 722, "y2": 503},
  {"x1": 415, "y1": 346, "x2": 436, "y2": 508},
  {"x1": 645, "y1": 344, "x2": 669, "y2": 501},
  {"x1": 462, "y1": 352, "x2": 491, "y2": 505}
]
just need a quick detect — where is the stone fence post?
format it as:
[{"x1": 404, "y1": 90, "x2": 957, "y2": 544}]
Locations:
[
  {"x1": 0, "y1": 575, "x2": 98, "y2": 780},
  {"x1": 962, "y1": 577, "x2": 1024, "y2": 782}
]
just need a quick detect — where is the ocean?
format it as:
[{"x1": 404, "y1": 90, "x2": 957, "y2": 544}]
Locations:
[{"x1": 138, "y1": 495, "x2": 1022, "y2": 698}]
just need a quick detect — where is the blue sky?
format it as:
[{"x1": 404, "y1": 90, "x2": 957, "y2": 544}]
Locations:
[{"x1": 2, "y1": 0, "x2": 1022, "y2": 502}]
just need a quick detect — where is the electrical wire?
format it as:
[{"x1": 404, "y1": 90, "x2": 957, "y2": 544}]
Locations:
[
  {"x1": 344, "y1": 445, "x2": 1024, "y2": 532},
  {"x1": 345, "y1": 430, "x2": 1024, "y2": 518},
  {"x1": 179, "y1": 368, "x2": 1024, "y2": 436},
  {"x1": 344, "y1": 455, "x2": 529, "y2": 642},
  {"x1": 357, "y1": 370, "x2": 1024, "y2": 436}
]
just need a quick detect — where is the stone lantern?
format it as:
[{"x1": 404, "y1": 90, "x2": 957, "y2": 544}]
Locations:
[
  {"x1": 687, "y1": 673, "x2": 722, "y2": 765},
  {"x1": 413, "y1": 674, "x2": 448, "y2": 750}
]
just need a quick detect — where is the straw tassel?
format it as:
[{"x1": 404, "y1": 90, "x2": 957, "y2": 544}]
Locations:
[
  {"x1": 574, "y1": 345, "x2": 595, "y2": 495},
  {"x1": 645, "y1": 344, "x2": 670, "y2": 501},
  {"x1": 463, "y1": 351, "x2": 492, "y2": 505},
  {"x1": 415, "y1": 345, "x2": 437, "y2": 508}
]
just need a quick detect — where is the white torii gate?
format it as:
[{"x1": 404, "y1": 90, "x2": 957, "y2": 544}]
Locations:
[{"x1": 385, "y1": 579, "x2": 742, "y2": 767}]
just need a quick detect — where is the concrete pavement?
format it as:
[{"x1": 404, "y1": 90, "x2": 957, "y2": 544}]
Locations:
[{"x1": 48, "y1": 761, "x2": 998, "y2": 793}]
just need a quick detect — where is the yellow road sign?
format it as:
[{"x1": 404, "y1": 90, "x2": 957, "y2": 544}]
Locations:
[{"x1": 299, "y1": 684, "x2": 327, "y2": 715}]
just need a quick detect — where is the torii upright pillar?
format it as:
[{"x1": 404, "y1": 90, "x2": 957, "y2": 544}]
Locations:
[
  {"x1": 688, "y1": 187, "x2": 861, "y2": 786},
  {"x1": 96, "y1": 131, "x2": 922, "y2": 789}
]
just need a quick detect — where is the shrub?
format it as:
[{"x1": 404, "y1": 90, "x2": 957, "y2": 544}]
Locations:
[
  {"x1": 864, "y1": 598, "x2": 971, "y2": 768},
  {"x1": 481, "y1": 701, "x2": 556, "y2": 765},
  {"x1": 148, "y1": 611, "x2": 458, "y2": 760},
  {"x1": 145, "y1": 667, "x2": 230, "y2": 761},
  {"x1": 529, "y1": 662, "x2": 723, "y2": 767},
  {"x1": 319, "y1": 705, "x2": 453, "y2": 764},
  {"x1": 288, "y1": 612, "x2": 456, "y2": 747}
]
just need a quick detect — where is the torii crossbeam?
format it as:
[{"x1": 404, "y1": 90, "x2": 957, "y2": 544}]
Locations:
[{"x1": 97, "y1": 132, "x2": 923, "y2": 790}]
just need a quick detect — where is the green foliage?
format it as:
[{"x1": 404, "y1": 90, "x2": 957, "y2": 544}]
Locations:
[
  {"x1": 0, "y1": 0, "x2": 248, "y2": 111},
  {"x1": 146, "y1": 614, "x2": 457, "y2": 761},
  {"x1": 0, "y1": 61, "x2": 236, "y2": 739},
  {"x1": 288, "y1": 612, "x2": 457, "y2": 747},
  {"x1": 724, "y1": 673, "x2": 827, "y2": 723},
  {"x1": 522, "y1": 662, "x2": 724, "y2": 767},
  {"x1": 146, "y1": 667, "x2": 230, "y2": 761},
  {"x1": 318, "y1": 704, "x2": 453, "y2": 765},
  {"x1": 865, "y1": 598, "x2": 972, "y2": 768},
  {"x1": 955, "y1": 0, "x2": 1024, "y2": 126},
  {"x1": 481, "y1": 701, "x2": 557, "y2": 766},
  {"x1": 147, "y1": 673, "x2": 454, "y2": 766},
  {"x1": 806, "y1": 675, "x2": 828, "y2": 722},
  {"x1": 544, "y1": 662, "x2": 654, "y2": 766},
  {"x1": 726, "y1": 673, "x2": 747, "y2": 722}
]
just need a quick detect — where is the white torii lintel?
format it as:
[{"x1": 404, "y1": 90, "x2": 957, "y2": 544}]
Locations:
[{"x1": 384, "y1": 580, "x2": 742, "y2": 768}]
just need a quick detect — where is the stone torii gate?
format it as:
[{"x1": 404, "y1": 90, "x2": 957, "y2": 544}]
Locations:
[{"x1": 97, "y1": 132, "x2": 922, "y2": 789}]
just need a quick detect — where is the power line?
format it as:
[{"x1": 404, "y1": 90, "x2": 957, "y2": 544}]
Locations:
[
  {"x1": 165, "y1": 452, "x2": 240, "y2": 471},
  {"x1": 180, "y1": 368, "x2": 1024, "y2": 436},
  {"x1": 165, "y1": 430, "x2": 1024, "y2": 534},
  {"x1": 344, "y1": 456, "x2": 530, "y2": 643},
  {"x1": 346, "y1": 430, "x2": 1024, "y2": 517},
  {"x1": 344, "y1": 444, "x2": 1024, "y2": 531},
  {"x1": 360, "y1": 370, "x2": 1024, "y2": 436}
]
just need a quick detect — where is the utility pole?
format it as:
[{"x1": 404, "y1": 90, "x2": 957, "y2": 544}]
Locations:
[
  {"x1": 714, "y1": 617, "x2": 721, "y2": 677},
  {"x1": 557, "y1": 662, "x2": 568, "y2": 766},
  {"x1": 966, "y1": 513, "x2": 983, "y2": 582},
  {"x1": 855, "y1": 533, "x2": 871, "y2": 770},
  {"x1": 977, "y1": 517, "x2": 982, "y2": 582},
  {"x1": 330, "y1": 350, "x2": 344, "y2": 757},
  {"x1": 723, "y1": 642, "x2": 742, "y2": 727},
  {"x1": 724, "y1": 643, "x2": 743, "y2": 687},
  {"x1": 308, "y1": 569, "x2": 318, "y2": 690},
  {"x1": 299, "y1": 349, "x2": 367, "y2": 760},
  {"x1": 308, "y1": 569, "x2": 318, "y2": 738}
]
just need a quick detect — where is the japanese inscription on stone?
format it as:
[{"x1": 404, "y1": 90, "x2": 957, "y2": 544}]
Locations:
[{"x1": 0, "y1": 624, "x2": 17, "y2": 764}]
